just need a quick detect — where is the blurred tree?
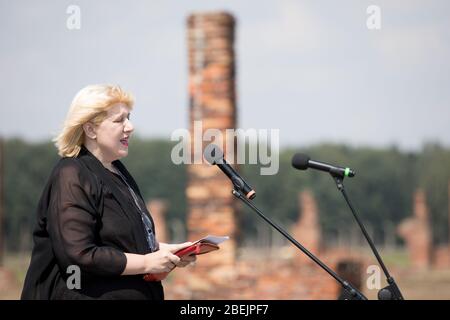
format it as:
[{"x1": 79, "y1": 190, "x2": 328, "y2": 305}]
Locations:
[
  {"x1": 3, "y1": 138, "x2": 449, "y2": 251},
  {"x1": 416, "y1": 143, "x2": 450, "y2": 244},
  {"x1": 4, "y1": 139, "x2": 58, "y2": 251}
]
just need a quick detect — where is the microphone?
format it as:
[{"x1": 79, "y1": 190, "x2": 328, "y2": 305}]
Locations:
[
  {"x1": 291, "y1": 153, "x2": 356, "y2": 178},
  {"x1": 204, "y1": 144, "x2": 256, "y2": 199}
]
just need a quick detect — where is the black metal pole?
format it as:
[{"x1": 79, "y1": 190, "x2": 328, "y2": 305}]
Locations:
[
  {"x1": 232, "y1": 188, "x2": 367, "y2": 300},
  {"x1": 332, "y1": 175, "x2": 404, "y2": 300}
]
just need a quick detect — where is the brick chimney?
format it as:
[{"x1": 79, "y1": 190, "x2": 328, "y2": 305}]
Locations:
[
  {"x1": 292, "y1": 190, "x2": 322, "y2": 265},
  {"x1": 397, "y1": 189, "x2": 432, "y2": 269},
  {"x1": 186, "y1": 12, "x2": 238, "y2": 268}
]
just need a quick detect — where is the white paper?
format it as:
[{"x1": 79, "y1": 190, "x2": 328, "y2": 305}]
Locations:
[{"x1": 194, "y1": 235, "x2": 230, "y2": 245}]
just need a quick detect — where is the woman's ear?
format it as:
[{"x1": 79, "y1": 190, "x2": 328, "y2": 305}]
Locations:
[{"x1": 82, "y1": 122, "x2": 97, "y2": 140}]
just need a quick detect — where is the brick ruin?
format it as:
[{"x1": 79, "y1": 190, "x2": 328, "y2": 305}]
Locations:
[
  {"x1": 397, "y1": 189, "x2": 432, "y2": 269},
  {"x1": 291, "y1": 190, "x2": 322, "y2": 266},
  {"x1": 398, "y1": 188, "x2": 450, "y2": 270}
]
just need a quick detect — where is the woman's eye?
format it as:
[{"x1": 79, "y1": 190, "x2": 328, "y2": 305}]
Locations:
[{"x1": 113, "y1": 114, "x2": 130, "y2": 123}]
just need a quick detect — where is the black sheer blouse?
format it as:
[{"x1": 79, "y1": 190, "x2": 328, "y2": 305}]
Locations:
[
  {"x1": 109, "y1": 168, "x2": 158, "y2": 253},
  {"x1": 21, "y1": 145, "x2": 164, "y2": 300}
]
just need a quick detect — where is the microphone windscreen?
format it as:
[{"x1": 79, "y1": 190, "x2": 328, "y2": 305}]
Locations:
[
  {"x1": 203, "y1": 144, "x2": 224, "y2": 165},
  {"x1": 291, "y1": 153, "x2": 310, "y2": 170}
]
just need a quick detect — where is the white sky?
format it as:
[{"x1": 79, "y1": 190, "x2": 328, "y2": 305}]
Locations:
[{"x1": 1, "y1": 0, "x2": 449, "y2": 150}]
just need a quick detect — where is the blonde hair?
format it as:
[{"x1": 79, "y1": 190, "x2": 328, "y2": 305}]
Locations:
[{"x1": 53, "y1": 84, "x2": 134, "y2": 157}]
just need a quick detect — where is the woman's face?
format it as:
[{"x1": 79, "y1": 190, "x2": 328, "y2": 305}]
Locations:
[{"x1": 93, "y1": 102, "x2": 134, "y2": 162}]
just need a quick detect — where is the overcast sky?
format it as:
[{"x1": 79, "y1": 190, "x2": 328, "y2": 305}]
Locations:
[{"x1": 1, "y1": 0, "x2": 449, "y2": 150}]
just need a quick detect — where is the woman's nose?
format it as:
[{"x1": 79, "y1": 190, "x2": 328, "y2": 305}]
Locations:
[{"x1": 124, "y1": 119, "x2": 134, "y2": 133}]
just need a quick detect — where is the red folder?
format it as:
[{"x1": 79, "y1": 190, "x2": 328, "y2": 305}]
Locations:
[{"x1": 143, "y1": 241, "x2": 219, "y2": 282}]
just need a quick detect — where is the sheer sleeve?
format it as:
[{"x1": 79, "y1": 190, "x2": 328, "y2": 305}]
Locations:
[{"x1": 47, "y1": 159, "x2": 127, "y2": 276}]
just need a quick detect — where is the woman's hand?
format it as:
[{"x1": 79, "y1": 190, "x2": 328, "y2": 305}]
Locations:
[
  {"x1": 158, "y1": 242, "x2": 197, "y2": 268},
  {"x1": 144, "y1": 242, "x2": 196, "y2": 273},
  {"x1": 177, "y1": 252, "x2": 197, "y2": 268}
]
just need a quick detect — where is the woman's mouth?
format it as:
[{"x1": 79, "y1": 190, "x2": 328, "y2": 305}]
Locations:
[{"x1": 120, "y1": 138, "x2": 129, "y2": 147}]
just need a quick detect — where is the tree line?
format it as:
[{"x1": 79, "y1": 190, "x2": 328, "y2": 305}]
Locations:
[{"x1": 2, "y1": 137, "x2": 450, "y2": 251}]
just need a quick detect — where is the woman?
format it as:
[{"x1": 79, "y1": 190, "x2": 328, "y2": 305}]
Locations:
[{"x1": 21, "y1": 84, "x2": 195, "y2": 300}]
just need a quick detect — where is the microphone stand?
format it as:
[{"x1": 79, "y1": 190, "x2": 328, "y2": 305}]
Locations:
[
  {"x1": 330, "y1": 169, "x2": 404, "y2": 300},
  {"x1": 231, "y1": 187, "x2": 367, "y2": 300}
]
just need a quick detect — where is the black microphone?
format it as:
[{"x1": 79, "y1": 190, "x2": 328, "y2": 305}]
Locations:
[
  {"x1": 204, "y1": 144, "x2": 256, "y2": 199},
  {"x1": 291, "y1": 153, "x2": 356, "y2": 178}
]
